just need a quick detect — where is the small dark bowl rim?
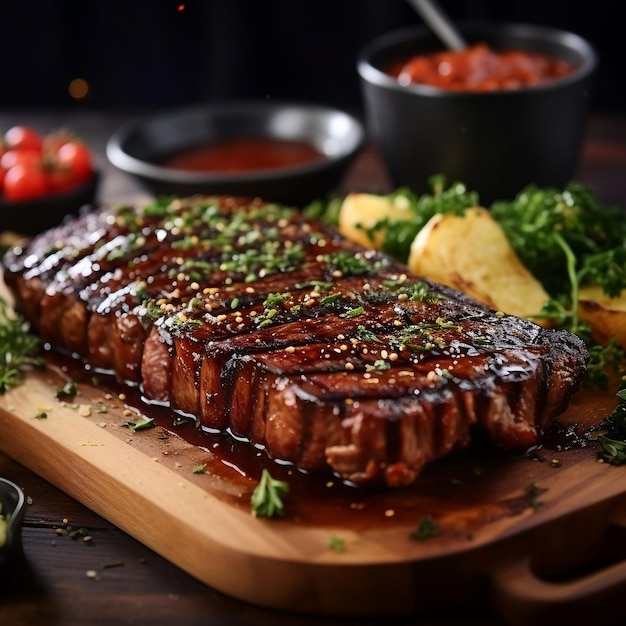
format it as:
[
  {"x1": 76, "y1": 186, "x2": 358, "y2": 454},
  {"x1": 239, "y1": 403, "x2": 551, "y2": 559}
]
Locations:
[
  {"x1": 358, "y1": 21, "x2": 598, "y2": 98},
  {"x1": 0, "y1": 477, "x2": 25, "y2": 555},
  {"x1": 106, "y1": 100, "x2": 366, "y2": 185}
]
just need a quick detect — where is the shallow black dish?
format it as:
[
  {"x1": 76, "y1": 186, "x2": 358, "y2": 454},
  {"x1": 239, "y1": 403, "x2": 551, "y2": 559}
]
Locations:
[
  {"x1": 0, "y1": 477, "x2": 26, "y2": 570},
  {"x1": 358, "y1": 22, "x2": 598, "y2": 204},
  {"x1": 0, "y1": 171, "x2": 99, "y2": 236},
  {"x1": 105, "y1": 101, "x2": 365, "y2": 207}
]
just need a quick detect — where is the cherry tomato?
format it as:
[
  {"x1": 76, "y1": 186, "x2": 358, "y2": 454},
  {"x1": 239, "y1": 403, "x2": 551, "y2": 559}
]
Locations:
[
  {"x1": 3, "y1": 126, "x2": 44, "y2": 153},
  {"x1": 54, "y1": 141, "x2": 93, "y2": 184},
  {"x1": 43, "y1": 131, "x2": 75, "y2": 156},
  {"x1": 47, "y1": 164, "x2": 78, "y2": 194},
  {"x1": 3, "y1": 162, "x2": 50, "y2": 201},
  {"x1": 0, "y1": 126, "x2": 94, "y2": 201},
  {"x1": 0, "y1": 148, "x2": 42, "y2": 172}
]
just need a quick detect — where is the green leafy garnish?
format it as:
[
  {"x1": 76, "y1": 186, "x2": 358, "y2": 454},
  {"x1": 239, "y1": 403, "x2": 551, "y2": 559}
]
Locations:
[
  {"x1": 250, "y1": 469, "x2": 289, "y2": 518},
  {"x1": 122, "y1": 416, "x2": 155, "y2": 432},
  {"x1": 491, "y1": 182, "x2": 626, "y2": 298},
  {"x1": 328, "y1": 536, "x2": 346, "y2": 553},
  {"x1": 596, "y1": 378, "x2": 626, "y2": 465},
  {"x1": 0, "y1": 296, "x2": 43, "y2": 393},
  {"x1": 585, "y1": 340, "x2": 626, "y2": 390},
  {"x1": 357, "y1": 325, "x2": 383, "y2": 344},
  {"x1": 55, "y1": 379, "x2": 77, "y2": 399},
  {"x1": 410, "y1": 515, "x2": 436, "y2": 541},
  {"x1": 192, "y1": 463, "x2": 207, "y2": 474}
]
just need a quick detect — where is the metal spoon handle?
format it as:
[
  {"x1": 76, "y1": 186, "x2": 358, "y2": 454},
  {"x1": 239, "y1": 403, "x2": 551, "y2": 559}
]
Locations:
[{"x1": 406, "y1": 0, "x2": 466, "y2": 50}]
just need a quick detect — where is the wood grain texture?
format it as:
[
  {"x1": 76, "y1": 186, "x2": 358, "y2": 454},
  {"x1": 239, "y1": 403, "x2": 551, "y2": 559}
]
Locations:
[{"x1": 1, "y1": 278, "x2": 626, "y2": 620}]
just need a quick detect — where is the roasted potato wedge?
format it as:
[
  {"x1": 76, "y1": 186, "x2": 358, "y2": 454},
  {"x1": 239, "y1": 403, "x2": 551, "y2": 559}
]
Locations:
[
  {"x1": 338, "y1": 192, "x2": 414, "y2": 249},
  {"x1": 578, "y1": 285, "x2": 626, "y2": 348},
  {"x1": 407, "y1": 207, "x2": 551, "y2": 322}
]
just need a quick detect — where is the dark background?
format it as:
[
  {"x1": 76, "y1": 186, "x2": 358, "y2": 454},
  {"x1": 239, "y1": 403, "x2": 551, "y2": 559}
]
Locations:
[{"x1": 0, "y1": 0, "x2": 624, "y2": 114}]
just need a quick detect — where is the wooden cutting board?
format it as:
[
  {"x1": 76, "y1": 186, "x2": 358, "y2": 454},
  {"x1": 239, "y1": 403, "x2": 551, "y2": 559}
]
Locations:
[{"x1": 1, "y1": 277, "x2": 626, "y2": 624}]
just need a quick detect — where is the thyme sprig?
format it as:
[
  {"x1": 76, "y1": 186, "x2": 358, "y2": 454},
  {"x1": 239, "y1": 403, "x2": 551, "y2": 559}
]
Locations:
[{"x1": 250, "y1": 469, "x2": 289, "y2": 518}]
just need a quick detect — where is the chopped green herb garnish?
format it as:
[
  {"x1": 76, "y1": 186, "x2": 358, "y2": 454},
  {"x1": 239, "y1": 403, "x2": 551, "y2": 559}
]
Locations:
[
  {"x1": 328, "y1": 536, "x2": 346, "y2": 553},
  {"x1": 410, "y1": 515, "x2": 436, "y2": 541},
  {"x1": 356, "y1": 325, "x2": 383, "y2": 344},
  {"x1": 122, "y1": 416, "x2": 155, "y2": 432},
  {"x1": 69, "y1": 527, "x2": 90, "y2": 540},
  {"x1": 193, "y1": 463, "x2": 207, "y2": 474},
  {"x1": 250, "y1": 469, "x2": 289, "y2": 518},
  {"x1": 325, "y1": 251, "x2": 383, "y2": 277},
  {"x1": 320, "y1": 292, "x2": 342, "y2": 305},
  {"x1": 365, "y1": 359, "x2": 391, "y2": 372},
  {"x1": 526, "y1": 483, "x2": 543, "y2": 511},
  {"x1": 55, "y1": 380, "x2": 77, "y2": 399},
  {"x1": 345, "y1": 306, "x2": 365, "y2": 318}
]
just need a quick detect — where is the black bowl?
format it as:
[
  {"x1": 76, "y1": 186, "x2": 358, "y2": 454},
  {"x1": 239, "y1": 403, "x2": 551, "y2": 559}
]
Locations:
[
  {"x1": 105, "y1": 101, "x2": 365, "y2": 206},
  {"x1": 0, "y1": 477, "x2": 25, "y2": 570},
  {"x1": 0, "y1": 171, "x2": 99, "y2": 236},
  {"x1": 358, "y1": 22, "x2": 598, "y2": 203}
]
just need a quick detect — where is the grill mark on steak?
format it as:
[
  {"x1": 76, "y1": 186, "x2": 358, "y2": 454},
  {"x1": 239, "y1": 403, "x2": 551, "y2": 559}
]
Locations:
[{"x1": 2, "y1": 196, "x2": 589, "y2": 486}]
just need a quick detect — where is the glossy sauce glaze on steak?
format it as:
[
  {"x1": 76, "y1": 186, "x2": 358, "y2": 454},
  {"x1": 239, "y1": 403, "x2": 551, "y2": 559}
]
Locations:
[{"x1": 2, "y1": 196, "x2": 589, "y2": 487}]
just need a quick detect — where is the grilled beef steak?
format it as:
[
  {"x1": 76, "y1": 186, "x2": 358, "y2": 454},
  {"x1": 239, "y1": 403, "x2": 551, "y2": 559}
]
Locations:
[{"x1": 3, "y1": 196, "x2": 589, "y2": 486}]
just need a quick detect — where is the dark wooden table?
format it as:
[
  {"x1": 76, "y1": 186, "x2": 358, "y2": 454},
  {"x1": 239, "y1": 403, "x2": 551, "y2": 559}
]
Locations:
[{"x1": 0, "y1": 109, "x2": 625, "y2": 626}]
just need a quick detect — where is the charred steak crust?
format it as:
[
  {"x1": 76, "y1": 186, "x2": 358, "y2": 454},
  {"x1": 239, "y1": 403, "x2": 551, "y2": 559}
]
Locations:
[{"x1": 3, "y1": 196, "x2": 589, "y2": 486}]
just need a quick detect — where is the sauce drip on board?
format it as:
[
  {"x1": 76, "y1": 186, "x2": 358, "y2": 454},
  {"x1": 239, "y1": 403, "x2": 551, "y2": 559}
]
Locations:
[
  {"x1": 42, "y1": 350, "x2": 599, "y2": 537},
  {"x1": 387, "y1": 43, "x2": 575, "y2": 91},
  {"x1": 160, "y1": 137, "x2": 325, "y2": 174}
]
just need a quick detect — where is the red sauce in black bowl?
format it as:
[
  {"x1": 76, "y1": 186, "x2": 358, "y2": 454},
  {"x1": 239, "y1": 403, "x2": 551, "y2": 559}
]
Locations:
[
  {"x1": 387, "y1": 43, "x2": 576, "y2": 91},
  {"x1": 160, "y1": 137, "x2": 325, "y2": 174}
]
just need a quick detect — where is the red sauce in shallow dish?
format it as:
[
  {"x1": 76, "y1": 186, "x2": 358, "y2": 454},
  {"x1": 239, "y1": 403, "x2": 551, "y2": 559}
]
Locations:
[
  {"x1": 387, "y1": 43, "x2": 575, "y2": 91},
  {"x1": 161, "y1": 137, "x2": 324, "y2": 174}
]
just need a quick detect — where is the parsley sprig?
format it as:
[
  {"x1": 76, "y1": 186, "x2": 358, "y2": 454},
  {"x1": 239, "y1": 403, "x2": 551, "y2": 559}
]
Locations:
[{"x1": 0, "y1": 296, "x2": 43, "y2": 393}]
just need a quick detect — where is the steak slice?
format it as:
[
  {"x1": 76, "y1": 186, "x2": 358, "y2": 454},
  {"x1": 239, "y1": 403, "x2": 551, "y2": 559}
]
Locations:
[{"x1": 2, "y1": 195, "x2": 589, "y2": 486}]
